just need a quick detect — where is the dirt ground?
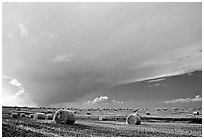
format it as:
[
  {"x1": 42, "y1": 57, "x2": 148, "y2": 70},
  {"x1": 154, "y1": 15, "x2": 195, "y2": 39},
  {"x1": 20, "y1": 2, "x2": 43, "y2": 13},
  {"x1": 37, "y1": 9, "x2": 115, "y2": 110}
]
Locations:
[
  {"x1": 2, "y1": 106, "x2": 202, "y2": 137},
  {"x1": 2, "y1": 117, "x2": 202, "y2": 137}
]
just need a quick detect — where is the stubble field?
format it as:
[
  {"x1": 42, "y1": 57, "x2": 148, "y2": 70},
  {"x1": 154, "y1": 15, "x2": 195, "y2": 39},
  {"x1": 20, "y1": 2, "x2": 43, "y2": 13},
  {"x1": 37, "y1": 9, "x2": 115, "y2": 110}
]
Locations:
[{"x1": 2, "y1": 106, "x2": 202, "y2": 137}]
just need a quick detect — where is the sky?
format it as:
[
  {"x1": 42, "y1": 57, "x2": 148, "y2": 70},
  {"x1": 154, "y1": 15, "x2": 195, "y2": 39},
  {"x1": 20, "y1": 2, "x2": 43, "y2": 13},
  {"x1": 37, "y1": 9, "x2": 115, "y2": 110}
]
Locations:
[{"x1": 2, "y1": 2, "x2": 202, "y2": 108}]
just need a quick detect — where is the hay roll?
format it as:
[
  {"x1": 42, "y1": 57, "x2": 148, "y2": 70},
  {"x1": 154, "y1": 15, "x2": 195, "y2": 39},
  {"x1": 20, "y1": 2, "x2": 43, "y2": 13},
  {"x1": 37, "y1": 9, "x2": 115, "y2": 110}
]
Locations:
[
  {"x1": 146, "y1": 112, "x2": 150, "y2": 115},
  {"x1": 87, "y1": 111, "x2": 91, "y2": 115},
  {"x1": 34, "y1": 113, "x2": 46, "y2": 120},
  {"x1": 29, "y1": 114, "x2": 34, "y2": 118},
  {"x1": 54, "y1": 109, "x2": 76, "y2": 125},
  {"x1": 193, "y1": 111, "x2": 199, "y2": 115},
  {"x1": 126, "y1": 114, "x2": 141, "y2": 125},
  {"x1": 46, "y1": 114, "x2": 53, "y2": 120},
  {"x1": 11, "y1": 113, "x2": 18, "y2": 118},
  {"x1": 20, "y1": 113, "x2": 25, "y2": 117},
  {"x1": 133, "y1": 109, "x2": 138, "y2": 112},
  {"x1": 99, "y1": 115, "x2": 103, "y2": 121},
  {"x1": 25, "y1": 115, "x2": 30, "y2": 118}
]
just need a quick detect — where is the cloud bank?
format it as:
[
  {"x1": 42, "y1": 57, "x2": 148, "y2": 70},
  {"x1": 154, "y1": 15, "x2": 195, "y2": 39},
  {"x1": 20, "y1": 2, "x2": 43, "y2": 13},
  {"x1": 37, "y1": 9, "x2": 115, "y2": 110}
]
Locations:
[
  {"x1": 86, "y1": 96, "x2": 109, "y2": 104},
  {"x1": 165, "y1": 95, "x2": 202, "y2": 104}
]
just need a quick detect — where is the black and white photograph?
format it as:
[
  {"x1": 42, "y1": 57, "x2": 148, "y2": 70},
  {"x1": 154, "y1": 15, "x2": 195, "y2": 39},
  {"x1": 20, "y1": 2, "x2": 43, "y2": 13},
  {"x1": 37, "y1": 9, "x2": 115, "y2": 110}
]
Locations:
[{"x1": 2, "y1": 1, "x2": 202, "y2": 137}]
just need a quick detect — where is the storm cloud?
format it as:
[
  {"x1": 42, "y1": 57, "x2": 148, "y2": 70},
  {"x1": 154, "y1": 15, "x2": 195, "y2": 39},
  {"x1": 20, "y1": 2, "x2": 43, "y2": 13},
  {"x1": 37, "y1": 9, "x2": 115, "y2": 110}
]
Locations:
[{"x1": 2, "y1": 3, "x2": 201, "y2": 107}]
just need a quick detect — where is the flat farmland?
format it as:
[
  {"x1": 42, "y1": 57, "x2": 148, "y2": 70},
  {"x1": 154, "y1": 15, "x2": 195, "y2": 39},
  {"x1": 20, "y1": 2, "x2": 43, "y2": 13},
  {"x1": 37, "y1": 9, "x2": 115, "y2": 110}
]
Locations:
[{"x1": 2, "y1": 107, "x2": 202, "y2": 137}]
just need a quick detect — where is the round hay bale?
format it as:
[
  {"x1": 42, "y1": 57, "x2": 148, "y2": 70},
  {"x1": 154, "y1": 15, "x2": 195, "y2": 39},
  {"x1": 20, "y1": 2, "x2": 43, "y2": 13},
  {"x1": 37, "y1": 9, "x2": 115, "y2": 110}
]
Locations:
[
  {"x1": 54, "y1": 109, "x2": 76, "y2": 125},
  {"x1": 34, "y1": 113, "x2": 46, "y2": 120},
  {"x1": 87, "y1": 111, "x2": 91, "y2": 115},
  {"x1": 172, "y1": 107, "x2": 179, "y2": 110},
  {"x1": 47, "y1": 110, "x2": 52, "y2": 113},
  {"x1": 46, "y1": 114, "x2": 53, "y2": 120},
  {"x1": 29, "y1": 114, "x2": 34, "y2": 118},
  {"x1": 146, "y1": 112, "x2": 150, "y2": 115},
  {"x1": 99, "y1": 115, "x2": 103, "y2": 121},
  {"x1": 25, "y1": 115, "x2": 30, "y2": 118},
  {"x1": 126, "y1": 114, "x2": 141, "y2": 125},
  {"x1": 193, "y1": 111, "x2": 199, "y2": 115},
  {"x1": 20, "y1": 113, "x2": 25, "y2": 117},
  {"x1": 133, "y1": 109, "x2": 138, "y2": 112},
  {"x1": 10, "y1": 113, "x2": 18, "y2": 118}
]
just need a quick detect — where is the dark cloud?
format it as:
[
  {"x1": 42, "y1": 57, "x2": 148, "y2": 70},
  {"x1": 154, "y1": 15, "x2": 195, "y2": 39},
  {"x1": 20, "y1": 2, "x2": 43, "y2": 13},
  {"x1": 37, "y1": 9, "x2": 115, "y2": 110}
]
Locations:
[{"x1": 20, "y1": 66, "x2": 115, "y2": 106}]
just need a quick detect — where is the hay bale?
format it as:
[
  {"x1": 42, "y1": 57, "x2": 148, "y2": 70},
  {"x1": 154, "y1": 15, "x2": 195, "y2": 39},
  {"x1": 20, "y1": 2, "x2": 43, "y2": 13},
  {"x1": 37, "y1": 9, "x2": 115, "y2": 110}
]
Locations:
[
  {"x1": 193, "y1": 111, "x2": 199, "y2": 115},
  {"x1": 99, "y1": 115, "x2": 103, "y2": 121},
  {"x1": 25, "y1": 115, "x2": 30, "y2": 118},
  {"x1": 146, "y1": 112, "x2": 150, "y2": 115},
  {"x1": 20, "y1": 113, "x2": 25, "y2": 117},
  {"x1": 54, "y1": 109, "x2": 76, "y2": 125},
  {"x1": 34, "y1": 113, "x2": 46, "y2": 120},
  {"x1": 87, "y1": 111, "x2": 91, "y2": 115},
  {"x1": 46, "y1": 114, "x2": 53, "y2": 120},
  {"x1": 133, "y1": 109, "x2": 138, "y2": 112},
  {"x1": 126, "y1": 114, "x2": 141, "y2": 125},
  {"x1": 10, "y1": 113, "x2": 18, "y2": 118},
  {"x1": 29, "y1": 114, "x2": 34, "y2": 118},
  {"x1": 47, "y1": 110, "x2": 52, "y2": 113}
]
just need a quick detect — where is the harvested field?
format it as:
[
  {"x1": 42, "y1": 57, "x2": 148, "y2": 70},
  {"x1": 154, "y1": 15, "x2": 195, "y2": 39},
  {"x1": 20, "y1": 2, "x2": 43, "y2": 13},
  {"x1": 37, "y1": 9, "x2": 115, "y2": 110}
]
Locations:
[
  {"x1": 2, "y1": 106, "x2": 202, "y2": 137},
  {"x1": 2, "y1": 117, "x2": 201, "y2": 137}
]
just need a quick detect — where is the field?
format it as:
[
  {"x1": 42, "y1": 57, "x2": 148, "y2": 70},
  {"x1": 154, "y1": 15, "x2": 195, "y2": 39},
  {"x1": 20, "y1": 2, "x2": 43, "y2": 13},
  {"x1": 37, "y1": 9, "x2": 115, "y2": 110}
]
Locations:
[{"x1": 2, "y1": 106, "x2": 202, "y2": 137}]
